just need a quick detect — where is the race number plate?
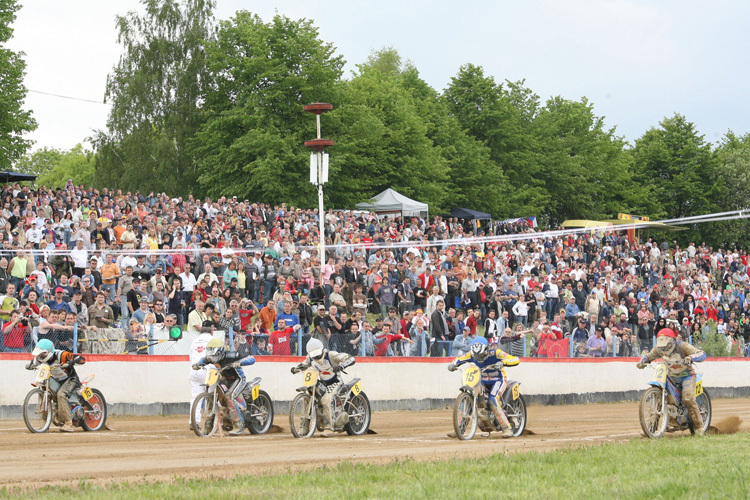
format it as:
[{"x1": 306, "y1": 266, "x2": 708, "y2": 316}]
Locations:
[
  {"x1": 462, "y1": 366, "x2": 480, "y2": 388},
  {"x1": 695, "y1": 380, "x2": 703, "y2": 397},
  {"x1": 653, "y1": 365, "x2": 667, "y2": 384},
  {"x1": 204, "y1": 367, "x2": 219, "y2": 386},
  {"x1": 351, "y1": 381, "x2": 362, "y2": 396},
  {"x1": 251, "y1": 385, "x2": 260, "y2": 400},
  {"x1": 35, "y1": 365, "x2": 51, "y2": 384},
  {"x1": 303, "y1": 369, "x2": 318, "y2": 387},
  {"x1": 80, "y1": 387, "x2": 93, "y2": 401},
  {"x1": 512, "y1": 384, "x2": 520, "y2": 401}
]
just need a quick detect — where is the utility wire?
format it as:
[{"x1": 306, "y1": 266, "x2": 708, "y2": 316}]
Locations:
[{"x1": 28, "y1": 89, "x2": 109, "y2": 105}]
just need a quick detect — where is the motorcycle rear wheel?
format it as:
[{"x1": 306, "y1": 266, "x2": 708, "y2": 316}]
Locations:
[
  {"x1": 23, "y1": 388, "x2": 52, "y2": 433},
  {"x1": 344, "y1": 392, "x2": 371, "y2": 436},
  {"x1": 639, "y1": 387, "x2": 668, "y2": 438},
  {"x1": 504, "y1": 394, "x2": 527, "y2": 437},
  {"x1": 81, "y1": 389, "x2": 107, "y2": 431},
  {"x1": 289, "y1": 393, "x2": 316, "y2": 438},
  {"x1": 191, "y1": 392, "x2": 217, "y2": 437},
  {"x1": 689, "y1": 388, "x2": 712, "y2": 435},
  {"x1": 452, "y1": 392, "x2": 477, "y2": 441},
  {"x1": 247, "y1": 390, "x2": 274, "y2": 435}
]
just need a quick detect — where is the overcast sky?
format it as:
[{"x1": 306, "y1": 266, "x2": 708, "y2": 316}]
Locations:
[{"x1": 8, "y1": 0, "x2": 750, "y2": 152}]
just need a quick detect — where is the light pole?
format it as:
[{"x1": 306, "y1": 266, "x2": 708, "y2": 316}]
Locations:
[{"x1": 304, "y1": 102, "x2": 333, "y2": 287}]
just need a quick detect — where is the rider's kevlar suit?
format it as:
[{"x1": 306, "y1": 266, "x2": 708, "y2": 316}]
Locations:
[
  {"x1": 27, "y1": 350, "x2": 85, "y2": 425},
  {"x1": 296, "y1": 350, "x2": 355, "y2": 431},
  {"x1": 450, "y1": 349, "x2": 519, "y2": 431},
  {"x1": 640, "y1": 341, "x2": 707, "y2": 431},
  {"x1": 195, "y1": 353, "x2": 255, "y2": 429}
]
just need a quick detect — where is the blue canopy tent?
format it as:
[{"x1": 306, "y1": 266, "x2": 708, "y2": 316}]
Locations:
[
  {"x1": 0, "y1": 171, "x2": 37, "y2": 183},
  {"x1": 449, "y1": 207, "x2": 492, "y2": 220}
]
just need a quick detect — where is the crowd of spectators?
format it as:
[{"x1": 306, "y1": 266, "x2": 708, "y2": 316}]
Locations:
[{"x1": 0, "y1": 180, "x2": 748, "y2": 359}]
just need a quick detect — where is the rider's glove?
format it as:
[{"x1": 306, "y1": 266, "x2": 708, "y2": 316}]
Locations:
[
  {"x1": 291, "y1": 366, "x2": 300, "y2": 374},
  {"x1": 447, "y1": 363, "x2": 457, "y2": 372},
  {"x1": 231, "y1": 361, "x2": 241, "y2": 369},
  {"x1": 191, "y1": 363, "x2": 203, "y2": 371},
  {"x1": 332, "y1": 365, "x2": 344, "y2": 373},
  {"x1": 681, "y1": 357, "x2": 692, "y2": 367},
  {"x1": 25, "y1": 362, "x2": 35, "y2": 371},
  {"x1": 636, "y1": 361, "x2": 647, "y2": 369}
]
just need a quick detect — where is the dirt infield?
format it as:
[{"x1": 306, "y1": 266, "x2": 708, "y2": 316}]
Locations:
[{"x1": 1, "y1": 399, "x2": 748, "y2": 490}]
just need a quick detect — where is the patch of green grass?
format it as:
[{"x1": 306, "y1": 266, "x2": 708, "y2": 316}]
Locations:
[{"x1": 7, "y1": 434, "x2": 750, "y2": 499}]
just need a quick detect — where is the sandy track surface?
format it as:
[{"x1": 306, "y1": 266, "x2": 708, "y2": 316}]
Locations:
[{"x1": 1, "y1": 399, "x2": 748, "y2": 490}]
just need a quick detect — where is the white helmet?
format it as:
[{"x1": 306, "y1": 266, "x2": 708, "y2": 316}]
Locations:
[{"x1": 306, "y1": 338, "x2": 325, "y2": 360}]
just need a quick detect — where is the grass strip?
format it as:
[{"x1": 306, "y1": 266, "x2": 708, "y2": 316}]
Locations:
[{"x1": 6, "y1": 433, "x2": 750, "y2": 499}]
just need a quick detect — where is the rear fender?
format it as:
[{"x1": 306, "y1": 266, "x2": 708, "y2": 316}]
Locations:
[{"x1": 501, "y1": 381, "x2": 520, "y2": 405}]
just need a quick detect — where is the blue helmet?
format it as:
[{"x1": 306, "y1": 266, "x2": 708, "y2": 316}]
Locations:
[{"x1": 470, "y1": 337, "x2": 490, "y2": 362}]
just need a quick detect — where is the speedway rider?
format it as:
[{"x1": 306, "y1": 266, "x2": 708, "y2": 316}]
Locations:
[
  {"x1": 448, "y1": 337, "x2": 519, "y2": 438},
  {"x1": 291, "y1": 338, "x2": 355, "y2": 436},
  {"x1": 637, "y1": 327, "x2": 707, "y2": 435},
  {"x1": 192, "y1": 337, "x2": 256, "y2": 435},
  {"x1": 25, "y1": 338, "x2": 86, "y2": 433},
  {"x1": 189, "y1": 322, "x2": 215, "y2": 430}
]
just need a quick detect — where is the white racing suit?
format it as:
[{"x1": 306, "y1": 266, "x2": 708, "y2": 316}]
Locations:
[
  {"x1": 296, "y1": 350, "x2": 355, "y2": 431},
  {"x1": 189, "y1": 333, "x2": 214, "y2": 424}
]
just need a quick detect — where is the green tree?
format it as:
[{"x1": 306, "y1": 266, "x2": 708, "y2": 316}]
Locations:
[
  {"x1": 325, "y1": 67, "x2": 449, "y2": 210},
  {"x1": 444, "y1": 64, "x2": 547, "y2": 217},
  {"x1": 192, "y1": 12, "x2": 344, "y2": 205},
  {"x1": 534, "y1": 96, "x2": 644, "y2": 225},
  {"x1": 631, "y1": 114, "x2": 717, "y2": 221},
  {"x1": 709, "y1": 132, "x2": 750, "y2": 247},
  {"x1": 397, "y1": 67, "x2": 507, "y2": 216},
  {"x1": 0, "y1": 0, "x2": 36, "y2": 170},
  {"x1": 15, "y1": 147, "x2": 62, "y2": 177},
  {"x1": 94, "y1": 0, "x2": 215, "y2": 193},
  {"x1": 36, "y1": 144, "x2": 95, "y2": 188}
]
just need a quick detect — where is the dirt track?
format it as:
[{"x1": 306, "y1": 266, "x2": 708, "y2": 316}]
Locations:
[{"x1": 1, "y1": 399, "x2": 748, "y2": 490}]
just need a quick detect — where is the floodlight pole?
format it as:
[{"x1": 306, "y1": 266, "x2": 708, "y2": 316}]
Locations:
[{"x1": 304, "y1": 103, "x2": 334, "y2": 288}]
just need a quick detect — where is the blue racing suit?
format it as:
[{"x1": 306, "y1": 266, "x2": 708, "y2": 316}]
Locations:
[{"x1": 450, "y1": 348, "x2": 519, "y2": 428}]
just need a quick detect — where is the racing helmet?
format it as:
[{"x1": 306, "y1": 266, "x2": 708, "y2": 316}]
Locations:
[
  {"x1": 470, "y1": 337, "x2": 490, "y2": 363},
  {"x1": 205, "y1": 337, "x2": 225, "y2": 363},
  {"x1": 32, "y1": 339, "x2": 55, "y2": 364},
  {"x1": 656, "y1": 328, "x2": 677, "y2": 352},
  {"x1": 306, "y1": 338, "x2": 326, "y2": 361}
]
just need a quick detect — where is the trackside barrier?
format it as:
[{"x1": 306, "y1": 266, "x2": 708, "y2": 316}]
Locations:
[{"x1": 1, "y1": 355, "x2": 749, "y2": 418}]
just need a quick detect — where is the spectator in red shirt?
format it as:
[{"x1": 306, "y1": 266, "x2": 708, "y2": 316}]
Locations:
[
  {"x1": 374, "y1": 322, "x2": 413, "y2": 356},
  {"x1": 465, "y1": 308, "x2": 479, "y2": 336},
  {"x1": 268, "y1": 319, "x2": 300, "y2": 356},
  {"x1": 2, "y1": 309, "x2": 30, "y2": 352}
]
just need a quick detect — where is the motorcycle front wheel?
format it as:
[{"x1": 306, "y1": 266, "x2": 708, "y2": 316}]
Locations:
[
  {"x1": 639, "y1": 387, "x2": 668, "y2": 438},
  {"x1": 81, "y1": 389, "x2": 107, "y2": 431},
  {"x1": 23, "y1": 388, "x2": 52, "y2": 433},
  {"x1": 191, "y1": 392, "x2": 217, "y2": 437},
  {"x1": 247, "y1": 390, "x2": 274, "y2": 435},
  {"x1": 344, "y1": 392, "x2": 371, "y2": 436},
  {"x1": 452, "y1": 392, "x2": 478, "y2": 441},
  {"x1": 289, "y1": 393, "x2": 316, "y2": 438},
  {"x1": 504, "y1": 394, "x2": 527, "y2": 437},
  {"x1": 689, "y1": 388, "x2": 712, "y2": 435}
]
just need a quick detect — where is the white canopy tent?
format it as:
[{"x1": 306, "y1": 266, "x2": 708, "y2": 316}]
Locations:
[{"x1": 355, "y1": 188, "x2": 429, "y2": 219}]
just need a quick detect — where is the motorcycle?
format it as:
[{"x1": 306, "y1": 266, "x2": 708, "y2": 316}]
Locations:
[
  {"x1": 639, "y1": 362, "x2": 712, "y2": 438},
  {"x1": 23, "y1": 363, "x2": 107, "y2": 433},
  {"x1": 191, "y1": 363, "x2": 274, "y2": 437},
  {"x1": 452, "y1": 363, "x2": 527, "y2": 440},
  {"x1": 288, "y1": 368, "x2": 371, "y2": 438}
]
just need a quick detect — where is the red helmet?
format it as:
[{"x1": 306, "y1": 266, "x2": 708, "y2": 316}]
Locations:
[{"x1": 657, "y1": 328, "x2": 677, "y2": 339}]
